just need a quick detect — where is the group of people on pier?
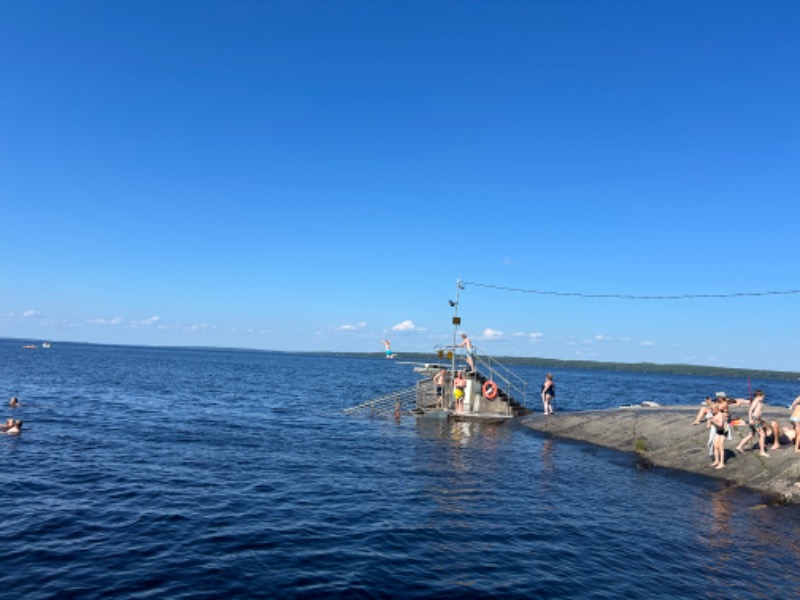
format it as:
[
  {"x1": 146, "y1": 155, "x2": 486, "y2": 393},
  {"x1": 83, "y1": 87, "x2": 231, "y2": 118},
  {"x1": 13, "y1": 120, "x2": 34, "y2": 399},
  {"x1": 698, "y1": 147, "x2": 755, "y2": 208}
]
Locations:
[{"x1": 692, "y1": 390, "x2": 800, "y2": 469}]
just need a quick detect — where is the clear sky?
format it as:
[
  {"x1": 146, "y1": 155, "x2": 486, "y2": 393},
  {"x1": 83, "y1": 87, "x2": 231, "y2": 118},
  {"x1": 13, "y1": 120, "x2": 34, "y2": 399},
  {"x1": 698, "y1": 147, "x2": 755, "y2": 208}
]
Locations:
[{"x1": 2, "y1": 1, "x2": 799, "y2": 371}]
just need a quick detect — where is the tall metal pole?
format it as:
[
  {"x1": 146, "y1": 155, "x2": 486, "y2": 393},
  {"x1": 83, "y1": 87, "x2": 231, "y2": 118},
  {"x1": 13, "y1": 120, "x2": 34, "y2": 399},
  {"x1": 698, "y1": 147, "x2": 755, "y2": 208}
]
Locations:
[{"x1": 451, "y1": 278, "x2": 463, "y2": 374}]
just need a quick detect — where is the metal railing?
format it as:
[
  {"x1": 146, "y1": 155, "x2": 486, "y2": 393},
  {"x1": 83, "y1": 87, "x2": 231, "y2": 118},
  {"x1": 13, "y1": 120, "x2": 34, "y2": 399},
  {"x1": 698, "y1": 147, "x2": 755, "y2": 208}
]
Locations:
[
  {"x1": 473, "y1": 353, "x2": 528, "y2": 410},
  {"x1": 434, "y1": 345, "x2": 528, "y2": 410},
  {"x1": 343, "y1": 385, "x2": 417, "y2": 416},
  {"x1": 344, "y1": 349, "x2": 529, "y2": 416}
]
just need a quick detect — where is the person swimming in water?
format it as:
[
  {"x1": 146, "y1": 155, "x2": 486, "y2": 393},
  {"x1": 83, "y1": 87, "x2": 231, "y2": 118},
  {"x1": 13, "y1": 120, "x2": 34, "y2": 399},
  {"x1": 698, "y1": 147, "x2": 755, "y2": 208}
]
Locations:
[{"x1": 2, "y1": 419, "x2": 22, "y2": 435}]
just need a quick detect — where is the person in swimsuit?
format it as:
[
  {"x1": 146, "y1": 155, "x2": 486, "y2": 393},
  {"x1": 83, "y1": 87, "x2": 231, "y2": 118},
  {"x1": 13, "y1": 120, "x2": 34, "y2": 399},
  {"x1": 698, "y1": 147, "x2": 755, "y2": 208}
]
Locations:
[
  {"x1": 9, "y1": 397, "x2": 19, "y2": 408},
  {"x1": 458, "y1": 333, "x2": 476, "y2": 374},
  {"x1": 790, "y1": 395, "x2": 800, "y2": 453},
  {"x1": 383, "y1": 339, "x2": 394, "y2": 359},
  {"x1": 710, "y1": 405, "x2": 728, "y2": 469},
  {"x1": 735, "y1": 391, "x2": 769, "y2": 456},
  {"x1": 2, "y1": 419, "x2": 22, "y2": 435},
  {"x1": 692, "y1": 397, "x2": 717, "y2": 426},
  {"x1": 692, "y1": 393, "x2": 747, "y2": 426},
  {"x1": 453, "y1": 371, "x2": 466, "y2": 415},
  {"x1": 541, "y1": 373, "x2": 555, "y2": 415},
  {"x1": 433, "y1": 368, "x2": 447, "y2": 409},
  {"x1": 763, "y1": 420, "x2": 797, "y2": 449}
]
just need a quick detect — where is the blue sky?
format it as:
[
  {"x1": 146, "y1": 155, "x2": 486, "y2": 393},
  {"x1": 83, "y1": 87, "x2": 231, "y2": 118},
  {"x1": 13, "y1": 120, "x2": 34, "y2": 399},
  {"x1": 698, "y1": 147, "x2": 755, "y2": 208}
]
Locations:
[{"x1": 2, "y1": 1, "x2": 799, "y2": 371}]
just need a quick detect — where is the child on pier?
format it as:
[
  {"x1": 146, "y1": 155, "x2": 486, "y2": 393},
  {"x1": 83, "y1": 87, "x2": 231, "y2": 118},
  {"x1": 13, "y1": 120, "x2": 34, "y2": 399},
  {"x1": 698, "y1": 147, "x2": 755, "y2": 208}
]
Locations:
[{"x1": 735, "y1": 391, "x2": 770, "y2": 457}]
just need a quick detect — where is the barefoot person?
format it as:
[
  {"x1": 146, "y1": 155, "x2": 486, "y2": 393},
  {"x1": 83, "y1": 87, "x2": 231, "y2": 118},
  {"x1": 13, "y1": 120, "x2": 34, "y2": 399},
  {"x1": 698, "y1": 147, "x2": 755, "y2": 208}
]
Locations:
[
  {"x1": 790, "y1": 395, "x2": 800, "y2": 453},
  {"x1": 383, "y1": 339, "x2": 394, "y2": 359},
  {"x1": 711, "y1": 404, "x2": 728, "y2": 469},
  {"x1": 433, "y1": 368, "x2": 447, "y2": 409},
  {"x1": 453, "y1": 370, "x2": 467, "y2": 415},
  {"x1": 691, "y1": 397, "x2": 716, "y2": 426},
  {"x1": 541, "y1": 373, "x2": 555, "y2": 415},
  {"x1": 736, "y1": 390, "x2": 770, "y2": 457},
  {"x1": 458, "y1": 333, "x2": 475, "y2": 374}
]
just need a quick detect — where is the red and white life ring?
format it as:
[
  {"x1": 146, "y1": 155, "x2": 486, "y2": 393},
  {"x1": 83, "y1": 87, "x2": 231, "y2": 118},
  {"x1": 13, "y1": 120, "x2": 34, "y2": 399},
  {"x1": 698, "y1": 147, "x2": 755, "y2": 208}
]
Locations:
[{"x1": 482, "y1": 380, "x2": 498, "y2": 400}]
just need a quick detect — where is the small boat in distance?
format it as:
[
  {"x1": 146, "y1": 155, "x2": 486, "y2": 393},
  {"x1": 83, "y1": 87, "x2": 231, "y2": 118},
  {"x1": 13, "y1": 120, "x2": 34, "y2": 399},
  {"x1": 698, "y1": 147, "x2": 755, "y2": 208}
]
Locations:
[{"x1": 42, "y1": 342, "x2": 51, "y2": 349}]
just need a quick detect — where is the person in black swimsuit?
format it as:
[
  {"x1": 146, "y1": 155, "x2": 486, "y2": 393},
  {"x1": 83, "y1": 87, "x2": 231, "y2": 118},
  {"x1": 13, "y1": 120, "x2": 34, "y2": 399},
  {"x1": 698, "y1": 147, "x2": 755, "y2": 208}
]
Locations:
[
  {"x1": 710, "y1": 404, "x2": 728, "y2": 469},
  {"x1": 541, "y1": 373, "x2": 555, "y2": 415}
]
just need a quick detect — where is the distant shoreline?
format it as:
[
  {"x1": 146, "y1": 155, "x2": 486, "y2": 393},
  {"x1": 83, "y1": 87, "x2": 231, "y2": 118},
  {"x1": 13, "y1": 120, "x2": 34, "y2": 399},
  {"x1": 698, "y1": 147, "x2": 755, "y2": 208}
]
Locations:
[{"x1": 2, "y1": 337, "x2": 798, "y2": 381}]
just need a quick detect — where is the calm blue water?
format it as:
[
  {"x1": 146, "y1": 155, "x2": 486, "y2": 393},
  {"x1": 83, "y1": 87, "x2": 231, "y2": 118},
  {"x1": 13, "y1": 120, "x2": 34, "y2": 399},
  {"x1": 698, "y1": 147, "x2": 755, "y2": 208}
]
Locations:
[{"x1": 2, "y1": 340, "x2": 799, "y2": 598}]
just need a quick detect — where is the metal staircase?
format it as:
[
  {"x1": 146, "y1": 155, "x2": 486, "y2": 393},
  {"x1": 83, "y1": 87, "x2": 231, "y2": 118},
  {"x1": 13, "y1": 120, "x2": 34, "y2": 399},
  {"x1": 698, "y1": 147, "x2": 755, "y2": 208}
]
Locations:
[{"x1": 344, "y1": 350, "x2": 530, "y2": 418}]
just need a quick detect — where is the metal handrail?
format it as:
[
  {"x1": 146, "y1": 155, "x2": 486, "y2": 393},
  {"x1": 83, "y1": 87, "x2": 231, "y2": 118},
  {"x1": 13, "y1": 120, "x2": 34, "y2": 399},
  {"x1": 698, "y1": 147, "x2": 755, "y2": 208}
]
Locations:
[
  {"x1": 345, "y1": 349, "x2": 528, "y2": 417},
  {"x1": 433, "y1": 344, "x2": 528, "y2": 410},
  {"x1": 474, "y1": 354, "x2": 528, "y2": 409},
  {"x1": 343, "y1": 386, "x2": 417, "y2": 415}
]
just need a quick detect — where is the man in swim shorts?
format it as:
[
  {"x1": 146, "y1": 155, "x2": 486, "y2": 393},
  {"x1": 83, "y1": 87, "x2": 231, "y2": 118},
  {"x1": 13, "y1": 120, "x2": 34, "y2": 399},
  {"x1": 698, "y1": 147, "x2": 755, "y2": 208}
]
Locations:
[
  {"x1": 736, "y1": 391, "x2": 770, "y2": 457},
  {"x1": 459, "y1": 333, "x2": 475, "y2": 373},
  {"x1": 433, "y1": 368, "x2": 446, "y2": 409},
  {"x1": 453, "y1": 370, "x2": 466, "y2": 414}
]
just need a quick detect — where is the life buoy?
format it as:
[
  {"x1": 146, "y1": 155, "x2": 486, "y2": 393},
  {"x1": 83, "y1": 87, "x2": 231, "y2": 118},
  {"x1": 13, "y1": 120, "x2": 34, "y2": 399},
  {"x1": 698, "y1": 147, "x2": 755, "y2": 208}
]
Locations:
[{"x1": 482, "y1": 380, "x2": 498, "y2": 400}]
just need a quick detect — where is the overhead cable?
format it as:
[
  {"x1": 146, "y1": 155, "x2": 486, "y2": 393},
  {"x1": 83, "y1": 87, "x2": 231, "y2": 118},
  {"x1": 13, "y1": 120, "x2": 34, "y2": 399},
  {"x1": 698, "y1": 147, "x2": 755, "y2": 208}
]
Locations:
[{"x1": 461, "y1": 281, "x2": 800, "y2": 300}]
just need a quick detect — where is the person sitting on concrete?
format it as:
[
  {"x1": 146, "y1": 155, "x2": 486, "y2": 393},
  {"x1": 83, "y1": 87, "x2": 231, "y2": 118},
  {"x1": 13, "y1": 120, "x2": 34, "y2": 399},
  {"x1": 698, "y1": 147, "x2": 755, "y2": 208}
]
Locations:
[
  {"x1": 692, "y1": 397, "x2": 718, "y2": 426},
  {"x1": 716, "y1": 391, "x2": 751, "y2": 406},
  {"x1": 764, "y1": 420, "x2": 796, "y2": 449}
]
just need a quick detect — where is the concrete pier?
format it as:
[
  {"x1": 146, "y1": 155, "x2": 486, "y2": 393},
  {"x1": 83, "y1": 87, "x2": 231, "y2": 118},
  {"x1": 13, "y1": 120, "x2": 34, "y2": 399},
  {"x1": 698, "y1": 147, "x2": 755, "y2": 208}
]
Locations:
[{"x1": 522, "y1": 405, "x2": 800, "y2": 505}]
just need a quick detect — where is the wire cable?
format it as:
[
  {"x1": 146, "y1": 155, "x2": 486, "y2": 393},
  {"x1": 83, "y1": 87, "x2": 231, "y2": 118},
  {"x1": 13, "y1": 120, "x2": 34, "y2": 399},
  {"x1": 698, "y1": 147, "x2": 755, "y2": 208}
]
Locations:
[{"x1": 461, "y1": 281, "x2": 800, "y2": 300}]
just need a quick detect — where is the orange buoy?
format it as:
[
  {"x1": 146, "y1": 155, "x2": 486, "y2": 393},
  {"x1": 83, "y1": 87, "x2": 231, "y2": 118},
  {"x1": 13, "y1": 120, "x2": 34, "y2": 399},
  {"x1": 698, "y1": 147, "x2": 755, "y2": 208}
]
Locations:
[{"x1": 482, "y1": 380, "x2": 498, "y2": 400}]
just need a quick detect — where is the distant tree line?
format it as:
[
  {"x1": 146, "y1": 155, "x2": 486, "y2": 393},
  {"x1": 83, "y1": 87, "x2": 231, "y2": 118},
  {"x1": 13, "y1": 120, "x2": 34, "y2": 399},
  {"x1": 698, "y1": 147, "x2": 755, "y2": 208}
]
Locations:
[{"x1": 345, "y1": 352, "x2": 800, "y2": 382}]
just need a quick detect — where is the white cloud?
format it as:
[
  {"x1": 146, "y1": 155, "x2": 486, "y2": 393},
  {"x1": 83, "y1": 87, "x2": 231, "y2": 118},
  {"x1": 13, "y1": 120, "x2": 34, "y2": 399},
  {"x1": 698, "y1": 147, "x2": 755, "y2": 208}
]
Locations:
[
  {"x1": 595, "y1": 334, "x2": 611, "y2": 341},
  {"x1": 336, "y1": 321, "x2": 366, "y2": 331},
  {"x1": 528, "y1": 332, "x2": 543, "y2": 340},
  {"x1": 22, "y1": 310, "x2": 40, "y2": 318},
  {"x1": 482, "y1": 328, "x2": 503, "y2": 339},
  {"x1": 129, "y1": 315, "x2": 161, "y2": 328},
  {"x1": 87, "y1": 317, "x2": 124, "y2": 326},
  {"x1": 392, "y1": 320, "x2": 417, "y2": 331},
  {"x1": 641, "y1": 341, "x2": 655, "y2": 347}
]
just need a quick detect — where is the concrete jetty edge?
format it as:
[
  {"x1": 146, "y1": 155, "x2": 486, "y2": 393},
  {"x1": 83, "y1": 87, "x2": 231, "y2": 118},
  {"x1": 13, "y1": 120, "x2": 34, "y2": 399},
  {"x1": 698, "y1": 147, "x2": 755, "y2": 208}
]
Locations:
[{"x1": 521, "y1": 405, "x2": 800, "y2": 505}]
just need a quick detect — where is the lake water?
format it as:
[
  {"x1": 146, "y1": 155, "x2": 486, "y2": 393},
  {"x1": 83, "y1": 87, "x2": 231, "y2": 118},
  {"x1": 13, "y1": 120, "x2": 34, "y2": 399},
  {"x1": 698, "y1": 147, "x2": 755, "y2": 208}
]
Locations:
[{"x1": 2, "y1": 340, "x2": 799, "y2": 598}]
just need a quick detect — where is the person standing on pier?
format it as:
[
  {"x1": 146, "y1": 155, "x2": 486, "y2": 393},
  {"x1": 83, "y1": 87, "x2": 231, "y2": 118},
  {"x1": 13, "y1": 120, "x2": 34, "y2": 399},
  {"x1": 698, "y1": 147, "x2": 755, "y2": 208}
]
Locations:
[
  {"x1": 735, "y1": 390, "x2": 770, "y2": 457},
  {"x1": 790, "y1": 395, "x2": 800, "y2": 453},
  {"x1": 433, "y1": 368, "x2": 447, "y2": 409},
  {"x1": 710, "y1": 403, "x2": 728, "y2": 469},
  {"x1": 458, "y1": 333, "x2": 475, "y2": 373},
  {"x1": 453, "y1": 370, "x2": 466, "y2": 415},
  {"x1": 541, "y1": 373, "x2": 555, "y2": 415}
]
